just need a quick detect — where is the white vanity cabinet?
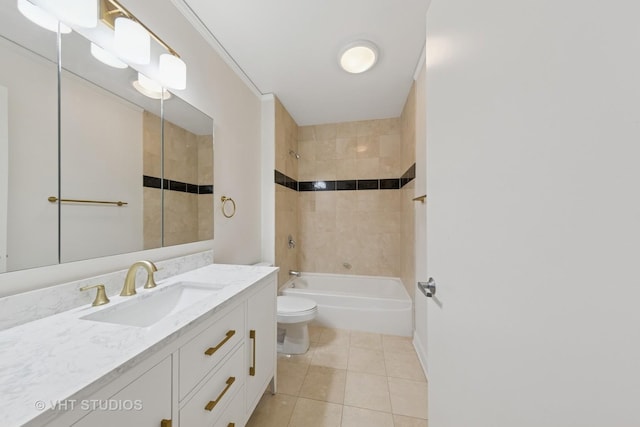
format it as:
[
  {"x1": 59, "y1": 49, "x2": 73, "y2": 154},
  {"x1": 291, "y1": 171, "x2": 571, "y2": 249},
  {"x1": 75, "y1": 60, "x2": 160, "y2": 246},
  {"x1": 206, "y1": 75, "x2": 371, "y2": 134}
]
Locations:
[
  {"x1": 71, "y1": 356, "x2": 172, "y2": 427},
  {"x1": 246, "y1": 278, "x2": 277, "y2": 414},
  {"x1": 45, "y1": 272, "x2": 277, "y2": 427}
]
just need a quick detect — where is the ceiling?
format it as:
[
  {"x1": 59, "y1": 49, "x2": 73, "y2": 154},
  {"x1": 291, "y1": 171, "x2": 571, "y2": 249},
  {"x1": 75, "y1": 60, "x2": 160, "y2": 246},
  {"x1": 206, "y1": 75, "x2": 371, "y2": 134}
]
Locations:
[{"x1": 182, "y1": 0, "x2": 430, "y2": 126}]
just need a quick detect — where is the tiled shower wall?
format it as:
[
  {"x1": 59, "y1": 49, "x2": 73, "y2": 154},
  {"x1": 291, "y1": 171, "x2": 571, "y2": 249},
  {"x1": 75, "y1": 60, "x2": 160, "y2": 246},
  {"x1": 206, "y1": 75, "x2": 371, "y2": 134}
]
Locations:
[
  {"x1": 274, "y1": 88, "x2": 416, "y2": 296},
  {"x1": 143, "y1": 112, "x2": 214, "y2": 249},
  {"x1": 274, "y1": 98, "x2": 299, "y2": 288}
]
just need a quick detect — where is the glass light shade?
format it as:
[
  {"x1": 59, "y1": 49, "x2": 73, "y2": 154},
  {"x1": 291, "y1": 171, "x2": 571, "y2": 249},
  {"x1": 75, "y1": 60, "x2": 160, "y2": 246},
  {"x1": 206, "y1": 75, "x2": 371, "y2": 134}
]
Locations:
[
  {"x1": 133, "y1": 73, "x2": 170, "y2": 100},
  {"x1": 46, "y1": 0, "x2": 98, "y2": 28},
  {"x1": 159, "y1": 54, "x2": 187, "y2": 90},
  {"x1": 340, "y1": 41, "x2": 378, "y2": 74},
  {"x1": 90, "y1": 43, "x2": 127, "y2": 69},
  {"x1": 114, "y1": 17, "x2": 150, "y2": 64},
  {"x1": 17, "y1": 0, "x2": 71, "y2": 33}
]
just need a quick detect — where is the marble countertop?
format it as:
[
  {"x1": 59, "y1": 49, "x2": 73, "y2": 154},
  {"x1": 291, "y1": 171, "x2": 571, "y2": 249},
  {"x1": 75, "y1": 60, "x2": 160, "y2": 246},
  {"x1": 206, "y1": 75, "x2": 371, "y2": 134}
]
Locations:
[{"x1": 0, "y1": 263, "x2": 278, "y2": 427}]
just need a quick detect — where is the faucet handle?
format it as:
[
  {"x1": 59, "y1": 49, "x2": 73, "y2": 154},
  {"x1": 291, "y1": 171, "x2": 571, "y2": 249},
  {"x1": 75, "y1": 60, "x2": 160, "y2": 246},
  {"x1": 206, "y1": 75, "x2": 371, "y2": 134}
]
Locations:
[
  {"x1": 143, "y1": 261, "x2": 158, "y2": 289},
  {"x1": 80, "y1": 284, "x2": 110, "y2": 307}
]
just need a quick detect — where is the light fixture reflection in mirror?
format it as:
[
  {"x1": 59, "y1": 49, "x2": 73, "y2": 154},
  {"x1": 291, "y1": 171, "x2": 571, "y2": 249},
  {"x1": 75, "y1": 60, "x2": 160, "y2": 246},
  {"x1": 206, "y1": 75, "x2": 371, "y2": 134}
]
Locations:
[
  {"x1": 17, "y1": 0, "x2": 71, "y2": 33},
  {"x1": 133, "y1": 73, "x2": 171, "y2": 100},
  {"x1": 90, "y1": 43, "x2": 128, "y2": 69},
  {"x1": 159, "y1": 53, "x2": 187, "y2": 90}
]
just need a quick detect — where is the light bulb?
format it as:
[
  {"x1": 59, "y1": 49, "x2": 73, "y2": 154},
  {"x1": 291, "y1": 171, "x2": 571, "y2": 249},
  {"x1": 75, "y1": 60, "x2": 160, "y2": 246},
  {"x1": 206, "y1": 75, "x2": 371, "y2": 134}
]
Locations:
[
  {"x1": 17, "y1": 0, "x2": 71, "y2": 33},
  {"x1": 114, "y1": 17, "x2": 150, "y2": 64},
  {"x1": 159, "y1": 53, "x2": 187, "y2": 90}
]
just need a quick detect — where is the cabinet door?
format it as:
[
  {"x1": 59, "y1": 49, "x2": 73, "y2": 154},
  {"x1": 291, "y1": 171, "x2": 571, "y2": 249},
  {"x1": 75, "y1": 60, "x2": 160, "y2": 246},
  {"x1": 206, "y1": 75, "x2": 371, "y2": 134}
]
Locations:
[
  {"x1": 245, "y1": 277, "x2": 276, "y2": 413},
  {"x1": 72, "y1": 356, "x2": 172, "y2": 427}
]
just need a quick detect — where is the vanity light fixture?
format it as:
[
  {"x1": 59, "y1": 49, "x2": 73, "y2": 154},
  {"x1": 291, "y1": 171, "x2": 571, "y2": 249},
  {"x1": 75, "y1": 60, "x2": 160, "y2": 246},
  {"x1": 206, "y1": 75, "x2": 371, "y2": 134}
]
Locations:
[
  {"x1": 339, "y1": 40, "x2": 379, "y2": 74},
  {"x1": 90, "y1": 42, "x2": 128, "y2": 69},
  {"x1": 45, "y1": 0, "x2": 98, "y2": 28},
  {"x1": 17, "y1": 0, "x2": 71, "y2": 34},
  {"x1": 133, "y1": 73, "x2": 171, "y2": 100},
  {"x1": 100, "y1": 0, "x2": 187, "y2": 89},
  {"x1": 114, "y1": 17, "x2": 150, "y2": 64}
]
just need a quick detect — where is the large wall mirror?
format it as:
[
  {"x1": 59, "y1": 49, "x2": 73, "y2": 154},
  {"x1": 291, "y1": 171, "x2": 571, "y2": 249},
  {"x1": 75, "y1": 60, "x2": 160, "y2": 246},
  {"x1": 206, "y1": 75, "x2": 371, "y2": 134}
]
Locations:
[{"x1": 0, "y1": 1, "x2": 214, "y2": 273}]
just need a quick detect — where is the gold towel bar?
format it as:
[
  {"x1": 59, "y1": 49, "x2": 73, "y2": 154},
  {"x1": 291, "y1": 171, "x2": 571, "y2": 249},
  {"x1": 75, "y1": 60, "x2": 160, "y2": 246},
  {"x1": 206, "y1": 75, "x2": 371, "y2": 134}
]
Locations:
[
  {"x1": 48, "y1": 196, "x2": 128, "y2": 207},
  {"x1": 412, "y1": 195, "x2": 427, "y2": 203}
]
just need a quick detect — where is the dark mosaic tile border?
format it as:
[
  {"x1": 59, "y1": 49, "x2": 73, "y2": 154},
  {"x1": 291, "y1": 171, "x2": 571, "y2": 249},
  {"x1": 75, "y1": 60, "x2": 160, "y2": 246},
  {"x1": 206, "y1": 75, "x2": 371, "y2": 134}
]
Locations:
[
  {"x1": 143, "y1": 175, "x2": 213, "y2": 194},
  {"x1": 275, "y1": 163, "x2": 416, "y2": 192}
]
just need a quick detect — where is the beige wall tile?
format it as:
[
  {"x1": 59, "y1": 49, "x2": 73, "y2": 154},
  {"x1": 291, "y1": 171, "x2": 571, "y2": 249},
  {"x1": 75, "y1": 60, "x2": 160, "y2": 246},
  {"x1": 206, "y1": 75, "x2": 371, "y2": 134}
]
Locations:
[
  {"x1": 336, "y1": 121, "x2": 358, "y2": 138},
  {"x1": 356, "y1": 135, "x2": 380, "y2": 159},
  {"x1": 314, "y1": 123, "x2": 337, "y2": 140},
  {"x1": 143, "y1": 188, "x2": 161, "y2": 249},
  {"x1": 355, "y1": 158, "x2": 379, "y2": 178}
]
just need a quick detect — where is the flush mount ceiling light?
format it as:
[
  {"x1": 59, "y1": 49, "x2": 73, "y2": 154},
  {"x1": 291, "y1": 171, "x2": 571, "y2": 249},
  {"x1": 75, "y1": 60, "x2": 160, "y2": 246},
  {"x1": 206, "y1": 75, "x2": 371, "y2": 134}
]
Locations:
[
  {"x1": 133, "y1": 73, "x2": 171, "y2": 100},
  {"x1": 17, "y1": 0, "x2": 71, "y2": 33},
  {"x1": 339, "y1": 40, "x2": 379, "y2": 74},
  {"x1": 90, "y1": 42, "x2": 127, "y2": 69}
]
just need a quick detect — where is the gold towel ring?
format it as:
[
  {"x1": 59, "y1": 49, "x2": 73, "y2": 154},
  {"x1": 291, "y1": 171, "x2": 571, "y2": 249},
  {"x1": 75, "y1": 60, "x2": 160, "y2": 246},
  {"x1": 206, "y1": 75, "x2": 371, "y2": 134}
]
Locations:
[{"x1": 221, "y1": 196, "x2": 236, "y2": 218}]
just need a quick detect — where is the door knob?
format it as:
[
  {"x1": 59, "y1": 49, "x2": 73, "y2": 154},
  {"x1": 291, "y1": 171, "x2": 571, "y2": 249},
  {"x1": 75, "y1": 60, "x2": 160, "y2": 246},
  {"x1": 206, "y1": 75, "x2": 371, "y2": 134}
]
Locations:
[{"x1": 418, "y1": 278, "x2": 436, "y2": 298}]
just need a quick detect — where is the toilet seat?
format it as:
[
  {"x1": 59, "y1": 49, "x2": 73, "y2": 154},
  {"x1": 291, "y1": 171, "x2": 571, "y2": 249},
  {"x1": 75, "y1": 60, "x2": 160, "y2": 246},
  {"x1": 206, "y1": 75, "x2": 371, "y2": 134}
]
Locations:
[{"x1": 277, "y1": 296, "x2": 317, "y2": 324}]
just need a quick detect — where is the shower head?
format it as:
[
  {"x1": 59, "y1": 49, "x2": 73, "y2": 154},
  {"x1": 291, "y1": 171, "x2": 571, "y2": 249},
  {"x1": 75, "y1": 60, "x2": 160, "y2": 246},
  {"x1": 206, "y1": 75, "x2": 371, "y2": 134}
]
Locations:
[{"x1": 289, "y1": 150, "x2": 300, "y2": 159}]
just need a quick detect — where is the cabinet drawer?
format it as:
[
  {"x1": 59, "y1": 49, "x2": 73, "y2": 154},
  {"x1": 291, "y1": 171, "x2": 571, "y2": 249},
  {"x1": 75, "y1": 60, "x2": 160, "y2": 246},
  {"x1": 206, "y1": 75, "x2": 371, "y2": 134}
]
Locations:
[
  {"x1": 180, "y1": 345, "x2": 245, "y2": 427},
  {"x1": 213, "y1": 385, "x2": 245, "y2": 427},
  {"x1": 179, "y1": 305, "x2": 245, "y2": 399}
]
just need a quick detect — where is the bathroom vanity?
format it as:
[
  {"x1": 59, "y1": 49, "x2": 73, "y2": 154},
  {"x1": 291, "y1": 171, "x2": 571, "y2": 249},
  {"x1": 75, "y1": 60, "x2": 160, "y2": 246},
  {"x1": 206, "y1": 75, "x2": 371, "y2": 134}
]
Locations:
[{"x1": 0, "y1": 263, "x2": 277, "y2": 427}]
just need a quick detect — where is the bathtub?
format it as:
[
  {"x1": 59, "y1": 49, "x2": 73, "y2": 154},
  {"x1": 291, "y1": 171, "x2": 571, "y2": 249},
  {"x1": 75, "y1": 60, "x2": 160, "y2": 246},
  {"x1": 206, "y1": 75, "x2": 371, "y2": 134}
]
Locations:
[{"x1": 280, "y1": 273, "x2": 412, "y2": 337}]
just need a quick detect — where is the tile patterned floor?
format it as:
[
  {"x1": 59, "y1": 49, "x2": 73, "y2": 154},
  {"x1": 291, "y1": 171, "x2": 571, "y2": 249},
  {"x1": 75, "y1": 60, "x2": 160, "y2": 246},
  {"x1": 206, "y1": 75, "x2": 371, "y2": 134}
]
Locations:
[{"x1": 246, "y1": 326, "x2": 428, "y2": 427}]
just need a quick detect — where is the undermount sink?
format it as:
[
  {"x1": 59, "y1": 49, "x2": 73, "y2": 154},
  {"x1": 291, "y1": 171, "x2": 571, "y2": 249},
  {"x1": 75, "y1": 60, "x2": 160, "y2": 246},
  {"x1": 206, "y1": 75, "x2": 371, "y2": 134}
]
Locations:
[{"x1": 81, "y1": 282, "x2": 223, "y2": 328}]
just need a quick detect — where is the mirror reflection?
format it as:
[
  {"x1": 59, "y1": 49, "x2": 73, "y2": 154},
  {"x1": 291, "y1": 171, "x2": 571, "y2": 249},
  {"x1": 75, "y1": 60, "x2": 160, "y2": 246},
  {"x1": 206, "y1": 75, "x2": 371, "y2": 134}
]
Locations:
[{"x1": 0, "y1": 1, "x2": 214, "y2": 272}]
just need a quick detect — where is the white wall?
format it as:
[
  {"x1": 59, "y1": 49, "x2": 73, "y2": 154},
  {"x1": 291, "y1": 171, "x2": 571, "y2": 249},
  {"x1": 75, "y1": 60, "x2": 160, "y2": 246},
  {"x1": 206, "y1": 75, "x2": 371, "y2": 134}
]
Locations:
[
  {"x1": 0, "y1": 38, "x2": 58, "y2": 272},
  {"x1": 0, "y1": 0, "x2": 262, "y2": 295},
  {"x1": 60, "y1": 72, "x2": 143, "y2": 263},
  {"x1": 260, "y1": 95, "x2": 275, "y2": 265},
  {"x1": 425, "y1": 0, "x2": 640, "y2": 425}
]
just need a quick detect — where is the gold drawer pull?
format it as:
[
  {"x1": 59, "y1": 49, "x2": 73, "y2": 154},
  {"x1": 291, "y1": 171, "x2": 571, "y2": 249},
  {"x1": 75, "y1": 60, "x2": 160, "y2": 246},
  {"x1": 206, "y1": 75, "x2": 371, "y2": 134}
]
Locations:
[
  {"x1": 160, "y1": 420, "x2": 172, "y2": 427},
  {"x1": 249, "y1": 329, "x2": 256, "y2": 376},
  {"x1": 204, "y1": 377, "x2": 235, "y2": 411},
  {"x1": 204, "y1": 330, "x2": 236, "y2": 356},
  {"x1": 228, "y1": 424, "x2": 235, "y2": 427}
]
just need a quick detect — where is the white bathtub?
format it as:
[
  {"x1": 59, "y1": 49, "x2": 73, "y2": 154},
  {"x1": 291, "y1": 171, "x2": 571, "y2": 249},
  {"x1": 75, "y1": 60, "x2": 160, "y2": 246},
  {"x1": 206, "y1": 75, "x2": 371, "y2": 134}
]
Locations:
[{"x1": 280, "y1": 273, "x2": 412, "y2": 337}]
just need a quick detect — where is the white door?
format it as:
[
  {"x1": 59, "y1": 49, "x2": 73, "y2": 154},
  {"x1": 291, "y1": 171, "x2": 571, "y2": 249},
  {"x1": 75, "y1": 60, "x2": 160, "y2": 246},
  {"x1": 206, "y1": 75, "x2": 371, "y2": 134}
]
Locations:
[
  {"x1": 0, "y1": 86, "x2": 8, "y2": 273},
  {"x1": 425, "y1": 0, "x2": 640, "y2": 426}
]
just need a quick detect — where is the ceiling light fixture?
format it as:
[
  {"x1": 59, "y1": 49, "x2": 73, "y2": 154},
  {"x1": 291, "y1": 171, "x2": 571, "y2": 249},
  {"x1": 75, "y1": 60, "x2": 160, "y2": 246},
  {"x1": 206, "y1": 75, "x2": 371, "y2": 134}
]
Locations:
[
  {"x1": 90, "y1": 42, "x2": 128, "y2": 69},
  {"x1": 17, "y1": 0, "x2": 71, "y2": 34},
  {"x1": 133, "y1": 73, "x2": 171, "y2": 100},
  {"x1": 46, "y1": 0, "x2": 98, "y2": 28},
  {"x1": 339, "y1": 40, "x2": 379, "y2": 74}
]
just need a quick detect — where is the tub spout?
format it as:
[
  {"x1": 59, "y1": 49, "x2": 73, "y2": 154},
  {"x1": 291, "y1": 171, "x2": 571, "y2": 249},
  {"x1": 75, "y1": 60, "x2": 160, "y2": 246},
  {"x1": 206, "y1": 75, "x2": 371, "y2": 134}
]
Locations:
[{"x1": 289, "y1": 270, "x2": 301, "y2": 277}]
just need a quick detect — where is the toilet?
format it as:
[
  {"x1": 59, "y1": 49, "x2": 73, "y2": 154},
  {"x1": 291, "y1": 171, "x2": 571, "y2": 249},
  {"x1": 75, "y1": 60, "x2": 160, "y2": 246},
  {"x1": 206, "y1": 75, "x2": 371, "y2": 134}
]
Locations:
[{"x1": 277, "y1": 295, "x2": 318, "y2": 354}]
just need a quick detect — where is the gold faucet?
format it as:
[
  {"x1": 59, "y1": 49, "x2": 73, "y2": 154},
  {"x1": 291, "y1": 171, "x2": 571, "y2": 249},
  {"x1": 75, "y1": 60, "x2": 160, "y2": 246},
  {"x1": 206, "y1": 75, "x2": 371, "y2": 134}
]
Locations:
[{"x1": 121, "y1": 260, "x2": 158, "y2": 296}]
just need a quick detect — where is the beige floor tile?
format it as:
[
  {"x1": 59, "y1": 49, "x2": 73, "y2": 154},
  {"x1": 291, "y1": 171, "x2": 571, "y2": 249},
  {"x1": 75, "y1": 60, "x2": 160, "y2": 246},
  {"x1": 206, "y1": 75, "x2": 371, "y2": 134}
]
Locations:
[
  {"x1": 278, "y1": 344, "x2": 316, "y2": 366},
  {"x1": 299, "y1": 365, "x2": 346, "y2": 404},
  {"x1": 388, "y1": 377, "x2": 428, "y2": 419},
  {"x1": 319, "y1": 328, "x2": 351, "y2": 346},
  {"x1": 246, "y1": 392, "x2": 297, "y2": 427},
  {"x1": 344, "y1": 372, "x2": 391, "y2": 412},
  {"x1": 347, "y1": 347, "x2": 386, "y2": 376},
  {"x1": 277, "y1": 358, "x2": 309, "y2": 395},
  {"x1": 393, "y1": 415, "x2": 428, "y2": 427},
  {"x1": 382, "y1": 335, "x2": 415, "y2": 353},
  {"x1": 311, "y1": 343, "x2": 350, "y2": 370},
  {"x1": 350, "y1": 331, "x2": 383, "y2": 351},
  {"x1": 309, "y1": 325, "x2": 326, "y2": 344},
  {"x1": 341, "y1": 406, "x2": 394, "y2": 427},
  {"x1": 384, "y1": 350, "x2": 426, "y2": 381},
  {"x1": 288, "y1": 397, "x2": 343, "y2": 427}
]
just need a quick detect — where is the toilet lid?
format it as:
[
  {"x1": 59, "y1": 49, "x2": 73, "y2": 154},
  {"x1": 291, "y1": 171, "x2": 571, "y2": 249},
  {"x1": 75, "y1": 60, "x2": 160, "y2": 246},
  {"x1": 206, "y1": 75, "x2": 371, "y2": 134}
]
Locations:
[{"x1": 278, "y1": 296, "x2": 317, "y2": 313}]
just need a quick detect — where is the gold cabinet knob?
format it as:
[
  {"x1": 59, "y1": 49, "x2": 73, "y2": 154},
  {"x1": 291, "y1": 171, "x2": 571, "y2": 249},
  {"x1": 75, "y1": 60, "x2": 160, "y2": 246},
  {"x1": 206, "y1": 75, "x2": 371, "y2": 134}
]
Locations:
[{"x1": 80, "y1": 284, "x2": 110, "y2": 307}]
